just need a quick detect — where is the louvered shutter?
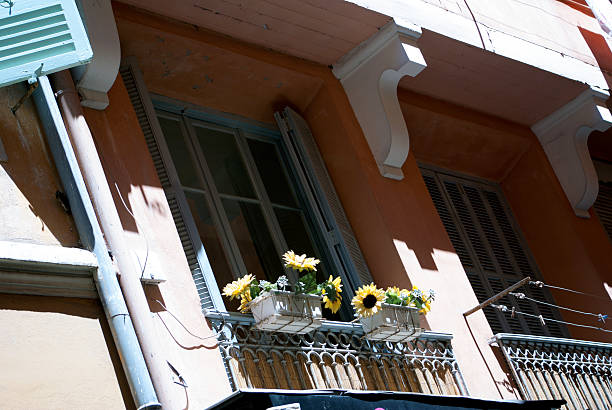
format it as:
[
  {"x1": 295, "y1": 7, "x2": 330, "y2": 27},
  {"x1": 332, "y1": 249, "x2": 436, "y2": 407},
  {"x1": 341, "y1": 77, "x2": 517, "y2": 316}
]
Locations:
[
  {"x1": 119, "y1": 58, "x2": 224, "y2": 311},
  {"x1": 421, "y1": 167, "x2": 566, "y2": 337},
  {"x1": 0, "y1": 0, "x2": 92, "y2": 88},
  {"x1": 275, "y1": 108, "x2": 373, "y2": 301},
  {"x1": 595, "y1": 181, "x2": 612, "y2": 243}
]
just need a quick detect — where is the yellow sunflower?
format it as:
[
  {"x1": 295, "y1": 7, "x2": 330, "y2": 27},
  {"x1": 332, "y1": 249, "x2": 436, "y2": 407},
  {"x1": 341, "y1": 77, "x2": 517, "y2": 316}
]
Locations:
[
  {"x1": 352, "y1": 283, "x2": 386, "y2": 318},
  {"x1": 420, "y1": 300, "x2": 432, "y2": 314},
  {"x1": 321, "y1": 275, "x2": 343, "y2": 314},
  {"x1": 282, "y1": 250, "x2": 320, "y2": 272},
  {"x1": 238, "y1": 291, "x2": 252, "y2": 313},
  {"x1": 222, "y1": 274, "x2": 254, "y2": 300}
]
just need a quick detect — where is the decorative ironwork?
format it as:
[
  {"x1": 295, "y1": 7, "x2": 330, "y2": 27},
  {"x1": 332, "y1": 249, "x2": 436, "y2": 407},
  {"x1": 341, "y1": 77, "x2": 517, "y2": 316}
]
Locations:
[
  {"x1": 206, "y1": 310, "x2": 467, "y2": 396},
  {"x1": 493, "y1": 333, "x2": 612, "y2": 409}
]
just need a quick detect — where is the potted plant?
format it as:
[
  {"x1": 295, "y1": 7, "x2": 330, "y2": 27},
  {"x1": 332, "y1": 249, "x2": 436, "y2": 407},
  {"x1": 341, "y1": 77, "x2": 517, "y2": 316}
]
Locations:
[
  {"x1": 352, "y1": 284, "x2": 434, "y2": 342},
  {"x1": 222, "y1": 251, "x2": 343, "y2": 334}
]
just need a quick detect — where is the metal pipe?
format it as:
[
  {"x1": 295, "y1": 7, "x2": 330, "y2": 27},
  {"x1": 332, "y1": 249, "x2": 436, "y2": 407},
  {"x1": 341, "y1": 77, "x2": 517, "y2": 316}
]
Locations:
[
  {"x1": 50, "y1": 70, "x2": 179, "y2": 408},
  {"x1": 32, "y1": 75, "x2": 160, "y2": 410},
  {"x1": 463, "y1": 276, "x2": 531, "y2": 317}
]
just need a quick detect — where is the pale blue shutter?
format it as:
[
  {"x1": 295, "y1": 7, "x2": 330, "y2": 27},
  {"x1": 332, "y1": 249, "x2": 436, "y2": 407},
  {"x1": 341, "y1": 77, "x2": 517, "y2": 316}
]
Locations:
[
  {"x1": 275, "y1": 107, "x2": 374, "y2": 304},
  {"x1": 0, "y1": 0, "x2": 92, "y2": 87}
]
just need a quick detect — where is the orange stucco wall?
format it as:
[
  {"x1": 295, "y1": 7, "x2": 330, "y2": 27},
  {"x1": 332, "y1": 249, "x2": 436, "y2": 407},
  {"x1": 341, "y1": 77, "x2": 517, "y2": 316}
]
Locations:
[
  {"x1": 0, "y1": 295, "x2": 132, "y2": 409},
  {"x1": 402, "y1": 90, "x2": 612, "y2": 343}
]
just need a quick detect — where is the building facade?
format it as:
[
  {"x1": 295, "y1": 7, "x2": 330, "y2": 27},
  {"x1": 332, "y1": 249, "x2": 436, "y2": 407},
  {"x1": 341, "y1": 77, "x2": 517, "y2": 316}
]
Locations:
[{"x1": 1, "y1": 0, "x2": 612, "y2": 408}]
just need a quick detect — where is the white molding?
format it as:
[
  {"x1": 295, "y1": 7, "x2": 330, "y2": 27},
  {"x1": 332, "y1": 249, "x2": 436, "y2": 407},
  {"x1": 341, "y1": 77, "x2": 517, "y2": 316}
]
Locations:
[
  {"x1": 332, "y1": 21, "x2": 426, "y2": 180},
  {"x1": 71, "y1": 0, "x2": 121, "y2": 110},
  {"x1": 532, "y1": 89, "x2": 612, "y2": 218},
  {"x1": 0, "y1": 241, "x2": 98, "y2": 298}
]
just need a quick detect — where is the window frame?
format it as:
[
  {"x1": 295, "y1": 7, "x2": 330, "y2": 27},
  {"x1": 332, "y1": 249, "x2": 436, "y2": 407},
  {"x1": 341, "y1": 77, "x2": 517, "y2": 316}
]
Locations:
[{"x1": 151, "y1": 95, "x2": 355, "y2": 314}]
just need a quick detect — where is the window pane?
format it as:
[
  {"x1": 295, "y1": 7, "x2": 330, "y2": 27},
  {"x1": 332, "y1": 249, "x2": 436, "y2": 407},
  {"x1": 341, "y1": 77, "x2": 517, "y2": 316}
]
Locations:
[
  {"x1": 184, "y1": 191, "x2": 234, "y2": 291},
  {"x1": 195, "y1": 125, "x2": 255, "y2": 198},
  {"x1": 158, "y1": 116, "x2": 202, "y2": 189},
  {"x1": 247, "y1": 138, "x2": 297, "y2": 207},
  {"x1": 222, "y1": 199, "x2": 283, "y2": 281},
  {"x1": 274, "y1": 207, "x2": 327, "y2": 281}
]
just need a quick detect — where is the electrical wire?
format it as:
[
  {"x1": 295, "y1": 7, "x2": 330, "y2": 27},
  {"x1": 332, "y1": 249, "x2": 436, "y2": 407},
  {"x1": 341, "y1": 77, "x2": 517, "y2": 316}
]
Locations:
[
  {"x1": 509, "y1": 292, "x2": 608, "y2": 323},
  {"x1": 492, "y1": 303, "x2": 612, "y2": 334},
  {"x1": 114, "y1": 183, "x2": 149, "y2": 279},
  {"x1": 153, "y1": 299, "x2": 221, "y2": 341}
]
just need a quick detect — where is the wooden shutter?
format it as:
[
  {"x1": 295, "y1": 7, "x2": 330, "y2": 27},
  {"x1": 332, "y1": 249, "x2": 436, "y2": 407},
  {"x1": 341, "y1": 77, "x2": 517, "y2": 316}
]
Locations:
[
  {"x1": 275, "y1": 107, "x2": 374, "y2": 301},
  {"x1": 119, "y1": 58, "x2": 224, "y2": 311},
  {"x1": 594, "y1": 181, "x2": 612, "y2": 243},
  {"x1": 421, "y1": 167, "x2": 566, "y2": 337},
  {"x1": 0, "y1": 0, "x2": 92, "y2": 88}
]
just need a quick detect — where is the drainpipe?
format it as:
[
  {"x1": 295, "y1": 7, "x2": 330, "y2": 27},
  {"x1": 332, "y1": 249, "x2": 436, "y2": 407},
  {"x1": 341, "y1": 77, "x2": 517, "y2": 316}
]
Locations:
[
  {"x1": 32, "y1": 75, "x2": 160, "y2": 410},
  {"x1": 50, "y1": 70, "x2": 180, "y2": 408}
]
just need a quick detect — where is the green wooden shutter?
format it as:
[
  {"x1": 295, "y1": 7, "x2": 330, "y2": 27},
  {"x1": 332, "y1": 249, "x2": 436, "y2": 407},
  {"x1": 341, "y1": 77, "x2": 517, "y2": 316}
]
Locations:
[
  {"x1": 119, "y1": 58, "x2": 224, "y2": 311},
  {"x1": 275, "y1": 107, "x2": 374, "y2": 303},
  {"x1": 0, "y1": 0, "x2": 92, "y2": 87},
  {"x1": 421, "y1": 167, "x2": 566, "y2": 337}
]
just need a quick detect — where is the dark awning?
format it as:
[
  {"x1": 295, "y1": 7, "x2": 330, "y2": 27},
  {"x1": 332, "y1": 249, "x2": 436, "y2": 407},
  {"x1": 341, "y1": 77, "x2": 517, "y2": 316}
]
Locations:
[{"x1": 207, "y1": 389, "x2": 565, "y2": 409}]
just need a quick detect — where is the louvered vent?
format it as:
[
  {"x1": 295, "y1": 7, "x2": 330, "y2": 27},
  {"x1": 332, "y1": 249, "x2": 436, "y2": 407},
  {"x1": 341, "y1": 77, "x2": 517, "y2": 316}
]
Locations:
[
  {"x1": 0, "y1": 0, "x2": 91, "y2": 87},
  {"x1": 421, "y1": 167, "x2": 567, "y2": 337},
  {"x1": 595, "y1": 181, "x2": 612, "y2": 244},
  {"x1": 120, "y1": 61, "x2": 216, "y2": 311}
]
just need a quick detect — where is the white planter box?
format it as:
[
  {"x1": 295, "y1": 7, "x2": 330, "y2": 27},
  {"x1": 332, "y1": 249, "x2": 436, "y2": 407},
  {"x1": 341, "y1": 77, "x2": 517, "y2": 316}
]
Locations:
[
  {"x1": 249, "y1": 290, "x2": 323, "y2": 334},
  {"x1": 360, "y1": 304, "x2": 423, "y2": 342}
]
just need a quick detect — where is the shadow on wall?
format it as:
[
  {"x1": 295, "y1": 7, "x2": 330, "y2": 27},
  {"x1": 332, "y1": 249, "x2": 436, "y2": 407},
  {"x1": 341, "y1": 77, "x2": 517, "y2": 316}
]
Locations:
[
  {"x1": 0, "y1": 83, "x2": 79, "y2": 247},
  {"x1": 0, "y1": 294, "x2": 135, "y2": 409}
]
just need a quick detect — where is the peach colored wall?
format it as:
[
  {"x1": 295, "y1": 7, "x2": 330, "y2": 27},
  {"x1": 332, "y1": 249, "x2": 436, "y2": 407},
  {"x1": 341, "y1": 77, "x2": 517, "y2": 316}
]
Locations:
[
  {"x1": 401, "y1": 90, "x2": 612, "y2": 343},
  {"x1": 0, "y1": 84, "x2": 79, "y2": 246},
  {"x1": 0, "y1": 295, "x2": 132, "y2": 409},
  {"x1": 82, "y1": 75, "x2": 232, "y2": 409}
]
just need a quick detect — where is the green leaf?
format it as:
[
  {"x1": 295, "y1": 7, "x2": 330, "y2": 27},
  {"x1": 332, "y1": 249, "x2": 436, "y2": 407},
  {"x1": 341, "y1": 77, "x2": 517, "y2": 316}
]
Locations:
[{"x1": 295, "y1": 271, "x2": 317, "y2": 294}]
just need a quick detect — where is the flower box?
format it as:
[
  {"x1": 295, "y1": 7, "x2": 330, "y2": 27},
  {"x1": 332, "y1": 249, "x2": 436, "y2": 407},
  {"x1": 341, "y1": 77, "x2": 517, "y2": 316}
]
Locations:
[
  {"x1": 249, "y1": 290, "x2": 323, "y2": 334},
  {"x1": 360, "y1": 303, "x2": 423, "y2": 342}
]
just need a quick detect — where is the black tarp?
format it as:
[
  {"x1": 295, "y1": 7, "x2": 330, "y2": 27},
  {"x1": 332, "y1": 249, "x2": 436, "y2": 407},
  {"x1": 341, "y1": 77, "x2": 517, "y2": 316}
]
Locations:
[{"x1": 207, "y1": 389, "x2": 565, "y2": 410}]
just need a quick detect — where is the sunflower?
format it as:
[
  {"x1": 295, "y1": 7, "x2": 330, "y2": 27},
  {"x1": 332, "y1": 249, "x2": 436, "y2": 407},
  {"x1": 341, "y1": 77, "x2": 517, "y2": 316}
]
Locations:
[
  {"x1": 321, "y1": 275, "x2": 343, "y2": 314},
  {"x1": 238, "y1": 291, "x2": 252, "y2": 313},
  {"x1": 222, "y1": 274, "x2": 255, "y2": 300},
  {"x1": 282, "y1": 250, "x2": 320, "y2": 272},
  {"x1": 352, "y1": 283, "x2": 385, "y2": 318},
  {"x1": 419, "y1": 300, "x2": 432, "y2": 314}
]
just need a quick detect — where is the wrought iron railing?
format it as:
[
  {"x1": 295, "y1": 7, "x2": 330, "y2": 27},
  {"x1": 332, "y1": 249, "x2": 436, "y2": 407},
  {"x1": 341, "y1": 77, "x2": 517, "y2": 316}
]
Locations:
[
  {"x1": 492, "y1": 333, "x2": 612, "y2": 409},
  {"x1": 205, "y1": 310, "x2": 467, "y2": 396}
]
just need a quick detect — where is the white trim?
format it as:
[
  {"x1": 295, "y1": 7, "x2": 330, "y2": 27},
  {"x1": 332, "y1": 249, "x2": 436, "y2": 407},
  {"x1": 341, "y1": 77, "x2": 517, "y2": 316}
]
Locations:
[
  {"x1": 332, "y1": 21, "x2": 426, "y2": 180},
  {"x1": 0, "y1": 241, "x2": 98, "y2": 298},
  {"x1": 531, "y1": 88, "x2": 612, "y2": 218}
]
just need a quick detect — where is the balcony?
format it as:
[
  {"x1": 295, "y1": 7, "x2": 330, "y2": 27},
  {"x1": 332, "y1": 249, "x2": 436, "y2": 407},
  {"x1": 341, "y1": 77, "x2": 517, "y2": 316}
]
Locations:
[
  {"x1": 492, "y1": 333, "x2": 612, "y2": 409},
  {"x1": 205, "y1": 311, "x2": 467, "y2": 396}
]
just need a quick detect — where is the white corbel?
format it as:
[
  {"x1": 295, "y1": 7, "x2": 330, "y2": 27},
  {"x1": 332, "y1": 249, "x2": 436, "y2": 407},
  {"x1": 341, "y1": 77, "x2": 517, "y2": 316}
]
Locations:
[
  {"x1": 70, "y1": 0, "x2": 121, "y2": 110},
  {"x1": 332, "y1": 21, "x2": 426, "y2": 180},
  {"x1": 532, "y1": 88, "x2": 612, "y2": 218}
]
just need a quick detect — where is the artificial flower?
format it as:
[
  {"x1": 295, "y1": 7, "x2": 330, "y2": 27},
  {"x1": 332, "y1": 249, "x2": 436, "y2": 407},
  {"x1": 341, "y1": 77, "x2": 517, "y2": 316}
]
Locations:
[
  {"x1": 321, "y1": 275, "x2": 343, "y2": 314},
  {"x1": 282, "y1": 250, "x2": 320, "y2": 272},
  {"x1": 222, "y1": 274, "x2": 255, "y2": 300},
  {"x1": 352, "y1": 283, "x2": 385, "y2": 318}
]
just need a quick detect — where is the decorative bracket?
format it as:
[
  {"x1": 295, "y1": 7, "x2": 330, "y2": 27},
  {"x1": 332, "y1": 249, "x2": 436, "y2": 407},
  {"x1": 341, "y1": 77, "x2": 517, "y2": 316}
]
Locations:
[
  {"x1": 70, "y1": 0, "x2": 121, "y2": 110},
  {"x1": 532, "y1": 88, "x2": 612, "y2": 218},
  {"x1": 332, "y1": 22, "x2": 427, "y2": 180}
]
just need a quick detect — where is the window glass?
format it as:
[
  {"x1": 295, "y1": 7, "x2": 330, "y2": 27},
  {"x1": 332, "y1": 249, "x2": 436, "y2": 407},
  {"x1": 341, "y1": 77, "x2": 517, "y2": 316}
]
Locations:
[
  {"x1": 159, "y1": 117, "x2": 202, "y2": 189},
  {"x1": 247, "y1": 138, "x2": 297, "y2": 207},
  {"x1": 195, "y1": 125, "x2": 255, "y2": 198},
  {"x1": 221, "y1": 199, "x2": 283, "y2": 281}
]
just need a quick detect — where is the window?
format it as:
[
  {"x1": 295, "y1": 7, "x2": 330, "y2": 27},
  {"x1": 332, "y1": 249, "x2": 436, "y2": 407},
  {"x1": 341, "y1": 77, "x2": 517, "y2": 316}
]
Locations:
[
  {"x1": 421, "y1": 166, "x2": 567, "y2": 337},
  {"x1": 120, "y1": 60, "x2": 373, "y2": 320}
]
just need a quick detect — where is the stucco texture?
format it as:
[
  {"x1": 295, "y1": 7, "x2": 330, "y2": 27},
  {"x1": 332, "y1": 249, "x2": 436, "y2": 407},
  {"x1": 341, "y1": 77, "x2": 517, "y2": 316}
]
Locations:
[
  {"x1": 0, "y1": 83, "x2": 79, "y2": 247},
  {"x1": 0, "y1": 295, "x2": 132, "y2": 409}
]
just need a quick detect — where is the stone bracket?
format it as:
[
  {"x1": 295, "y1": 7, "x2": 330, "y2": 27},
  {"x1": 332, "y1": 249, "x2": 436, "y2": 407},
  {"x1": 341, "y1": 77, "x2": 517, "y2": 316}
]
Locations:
[
  {"x1": 532, "y1": 88, "x2": 612, "y2": 218},
  {"x1": 333, "y1": 22, "x2": 427, "y2": 180}
]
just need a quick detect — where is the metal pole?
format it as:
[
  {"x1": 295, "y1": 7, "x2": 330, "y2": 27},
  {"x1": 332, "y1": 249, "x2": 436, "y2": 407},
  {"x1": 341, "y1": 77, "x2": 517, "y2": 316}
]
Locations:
[
  {"x1": 32, "y1": 75, "x2": 160, "y2": 410},
  {"x1": 463, "y1": 277, "x2": 531, "y2": 317}
]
